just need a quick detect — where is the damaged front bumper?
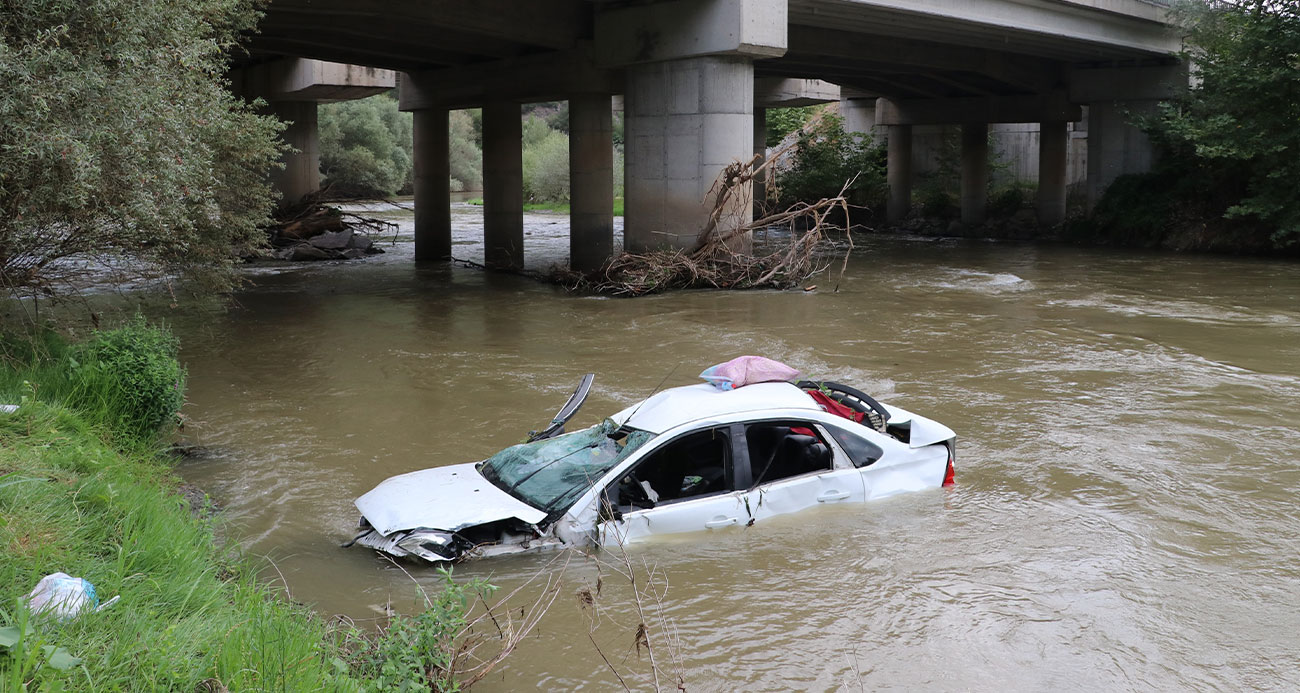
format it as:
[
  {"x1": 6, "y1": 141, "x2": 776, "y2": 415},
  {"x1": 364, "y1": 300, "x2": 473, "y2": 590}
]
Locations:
[{"x1": 348, "y1": 522, "x2": 467, "y2": 562}]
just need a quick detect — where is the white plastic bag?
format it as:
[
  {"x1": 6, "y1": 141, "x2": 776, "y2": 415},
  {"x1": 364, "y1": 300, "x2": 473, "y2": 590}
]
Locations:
[{"x1": 25, "y1": 572, "x2": 99, "y2": 621}]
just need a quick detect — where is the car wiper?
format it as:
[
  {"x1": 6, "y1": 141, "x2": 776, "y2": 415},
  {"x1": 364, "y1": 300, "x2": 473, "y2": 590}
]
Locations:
[{"x1": 527, "y1": 373, "x2": 594, "y2": 442}]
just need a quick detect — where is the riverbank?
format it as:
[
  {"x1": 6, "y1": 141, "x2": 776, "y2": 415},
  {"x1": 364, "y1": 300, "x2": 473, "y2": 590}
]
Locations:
[
  {"x1": 0, "y1": 324, "x2": 487, "y2": 691},
  {"x1": 0, "y1": 400, "x2": 355, "y2": 689}
]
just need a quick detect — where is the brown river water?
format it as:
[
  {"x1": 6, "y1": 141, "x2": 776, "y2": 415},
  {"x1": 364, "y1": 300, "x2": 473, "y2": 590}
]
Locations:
[{"x1": 169, "y1": 203, "x2": 1300, "y2": 691}]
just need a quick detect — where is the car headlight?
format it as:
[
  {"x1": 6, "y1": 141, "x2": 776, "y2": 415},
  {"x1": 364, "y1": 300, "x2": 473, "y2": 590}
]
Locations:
[{"x1": 395, "y1": 530, "x2": 459, "y2": 562}]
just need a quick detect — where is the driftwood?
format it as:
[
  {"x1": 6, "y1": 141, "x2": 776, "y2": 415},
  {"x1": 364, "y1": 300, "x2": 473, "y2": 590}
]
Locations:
[
  {"x1": 262, "y1": 191, "x2": 397, "y2": 262},
  {"x1": 551, "y1": 145, "x2": 856, "y2": 296}
]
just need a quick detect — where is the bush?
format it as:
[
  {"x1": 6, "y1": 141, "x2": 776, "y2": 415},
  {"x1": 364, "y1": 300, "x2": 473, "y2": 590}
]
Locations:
[
  {"x1": 774, "y1": 113, "x2": 887, "y2": 212},
  {"x1": 344, "y1": 569, "x2": 494, "y2": 692},
  {"x1": 766, "y1": 106, "x2": 817, "y2": 147},
  {"x1": 523, "y1": 127, "x2": 571, "y2": 204},
  {"x1": 0, "y1": 318, "x2": 185, "y2": 442},
  {"x1": 319, "y1": 94, "x2": 413, "y2": 197},
  {"x1": 449, "y1": 110, "x2": 482, "y2": 192},
  {"x1": 987, "y1": 184, "x2": 1034, "y2": 218},
  {"x1": 75, "y1": 317, "x2": 186, "y2": 440},
  {"x1": 1143, "y1": 0, "x2": 1300, "y2": 246}
]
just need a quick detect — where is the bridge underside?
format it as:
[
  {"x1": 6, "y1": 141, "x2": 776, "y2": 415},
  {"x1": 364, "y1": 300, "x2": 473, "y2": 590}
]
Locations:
[{"x1": 237, "y1": 0, "x2": 1182, "y2": 269}]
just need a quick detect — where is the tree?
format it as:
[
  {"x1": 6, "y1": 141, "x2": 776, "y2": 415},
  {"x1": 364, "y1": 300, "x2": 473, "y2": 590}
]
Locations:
[
  {"x1": 0, "y1": 0, "x2": 284, "y2": 299},
  {"x1": 448, "y1": 110, "x2": 482, "y2": 192},
  {"x1": 1151, "y1": 0, "x2": 1300, "y2": 245},
  {"x1": 774, "y1": 112, "x2": 886, "y2": 211},
  {"x1": 319, "y1": 93, "x2": 413, "y2": 197}
]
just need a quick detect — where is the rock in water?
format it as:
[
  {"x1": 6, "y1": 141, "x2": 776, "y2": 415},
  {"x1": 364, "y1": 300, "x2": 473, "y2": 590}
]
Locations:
[
  {"x1": 290, "y1": 244, "x2": 333, "y2": 261},
  {"x1": 309, "y1": 230, "x2": 352, "y2": 250}
]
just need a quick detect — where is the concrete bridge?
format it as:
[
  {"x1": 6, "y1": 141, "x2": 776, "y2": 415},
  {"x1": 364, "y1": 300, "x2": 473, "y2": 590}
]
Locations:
[{"x1": 236, "y1": 0, "x2": 1183, "y2": 271}]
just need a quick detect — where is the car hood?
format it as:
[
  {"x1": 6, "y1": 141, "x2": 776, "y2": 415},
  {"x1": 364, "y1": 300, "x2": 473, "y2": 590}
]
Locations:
[{"x1": 355, "y1": 462, "x2": 548, "y2": 536}]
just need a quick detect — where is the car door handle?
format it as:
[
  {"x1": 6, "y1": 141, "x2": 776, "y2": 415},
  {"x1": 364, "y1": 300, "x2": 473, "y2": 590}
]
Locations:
[
  {"x1": 817, "y1": 490, "x2": 850, "y2": 503},
  {"x1": 705, "y1": 517, "x2": 738, "y2": 529}
]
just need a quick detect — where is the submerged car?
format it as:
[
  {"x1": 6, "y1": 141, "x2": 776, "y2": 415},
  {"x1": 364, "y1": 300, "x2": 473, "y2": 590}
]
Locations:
[{"x1": 348, "y1": 374, "x2": 956, "y2": 563}]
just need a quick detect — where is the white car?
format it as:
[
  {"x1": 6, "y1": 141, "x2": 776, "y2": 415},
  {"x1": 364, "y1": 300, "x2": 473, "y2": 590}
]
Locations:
[{"x1": 348, "y1": 375, "x2": 956, "y2": 563}]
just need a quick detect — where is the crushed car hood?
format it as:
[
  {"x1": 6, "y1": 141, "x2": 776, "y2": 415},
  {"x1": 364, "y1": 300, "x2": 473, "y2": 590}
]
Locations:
[{"x1": 355, "y1": 462, "x2": 548, "y2": 536}]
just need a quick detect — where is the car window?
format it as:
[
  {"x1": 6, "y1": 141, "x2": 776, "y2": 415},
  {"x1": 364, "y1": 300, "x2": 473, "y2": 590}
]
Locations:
[
  {"x1": 745, "y1": 421, "x2": 835, "y2": 486},
  {"x1": 823, "y1": 424, "x2": 884, "y2": 468},
  {"x1": 478, "y1": 419, "x2": 654, "y2": 513},
  {"x1": 611, "y1": 427, "x2": 731, "y2": 510}
]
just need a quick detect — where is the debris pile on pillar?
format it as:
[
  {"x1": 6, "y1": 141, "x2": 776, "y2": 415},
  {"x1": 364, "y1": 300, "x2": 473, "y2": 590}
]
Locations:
[{"x1": 550, "y1": 150, "x2": 854, "y2": 297}]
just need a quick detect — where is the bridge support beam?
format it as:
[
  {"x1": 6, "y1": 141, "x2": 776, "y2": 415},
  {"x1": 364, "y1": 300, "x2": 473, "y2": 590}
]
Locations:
[
  {"x1": 482, "y1": 101, "x2": 524, "y2": 269},
  {"x1": 413, "y1": 109, "x2": 452, "y2": 261},
  {"x1": 886, "y1": 123, "x2": 913, "y2": 222},
  {"x1": 231, "y1": 58, "x2": 395, "y2": 209},
  {"x1": 1037, "y1": 121, "x2": 1068, "y2": 225},
  {"x1": 598, "y1": 0, "x2": 785, "y2": 252},
  {"x1": 623, "y1": 55, "x2": 756, "y2": 252},
  {"x1": 267, "y1": 101, "x2": 320, "y2": 209},
  {"x1": 1084, "y1": 101, "x2": 1158, "y2": 209},
  {"x1": 569, "y1": 93, "x2": 615, "y2": 273},
  {"x1": 1070, "y1": 64, "x2": 1187, "y2": 208},
  {"x1": 840, "y1": 97, "x2": 878, "y2": 140},
  {"x1": 961, "y1": 123, "x2": 989, "y2": 224}
]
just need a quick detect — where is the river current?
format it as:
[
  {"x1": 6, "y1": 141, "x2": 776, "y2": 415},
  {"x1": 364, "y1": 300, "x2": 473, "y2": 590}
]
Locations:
[{"x1": 171, "y1": 204, "x2": 1300, "y2": 691}]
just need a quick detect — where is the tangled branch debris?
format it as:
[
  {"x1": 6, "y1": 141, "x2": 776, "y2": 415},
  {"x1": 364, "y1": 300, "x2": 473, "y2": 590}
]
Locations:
[
  {"x1": 264, "y1": 191, "x2": 396, "y2": 261},
  {"x1": 552, "y1": 147, "x2": 856, "y2": 296}
]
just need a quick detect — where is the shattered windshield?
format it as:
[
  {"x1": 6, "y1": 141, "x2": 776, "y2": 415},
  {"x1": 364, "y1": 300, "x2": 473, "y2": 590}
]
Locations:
[{"x1": 478, "y1": 419, "x2": 654, "y2": 513}]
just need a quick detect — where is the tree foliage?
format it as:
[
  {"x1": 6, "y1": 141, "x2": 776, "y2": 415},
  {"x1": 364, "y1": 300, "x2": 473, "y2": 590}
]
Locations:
[
  {"x1": 449, "y1": 109, "x2": 482, "y2": 192},
  {"x1": 522, "y1": 122, "x2": 570, "y2": 204},
  {"x1": 0, "y1": 0, "x2": 284, "y2": 298},
  {"x1": 318, "y1": 93, "x2": 412, "y2": 197},
  {"x1": 774, "y1": 112, "x2": 886, "y2": 211},
  {"x1": 1149, "y1": 0, "x2": 1300, "y2": 245},
  {"x1": 765, "y1": 106, "x2": 817, "y2": 148}
]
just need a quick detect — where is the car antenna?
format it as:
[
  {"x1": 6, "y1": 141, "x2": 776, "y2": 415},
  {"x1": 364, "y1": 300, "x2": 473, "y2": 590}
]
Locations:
[{"x1": 621, "y1": 363, "x2": 680, "y2": 426}]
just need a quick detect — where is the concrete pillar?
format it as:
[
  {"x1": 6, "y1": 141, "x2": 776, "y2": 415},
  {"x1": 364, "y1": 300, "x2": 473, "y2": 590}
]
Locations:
[
  {"x1": 568, "y1": 94, "x2": 614, "y2": 273},
  {"x1": 268, "y1": 101, "x2": 319, "y2": 208},
  {"x1": 886, "y1": 124, "x2": 913, "y2": 222},
  {"x1": 1086, "y1": 100, "x2": 1159, "y2": 208},
  {"x1": 840, "y1": 98, "x2": 877, "y2": 140},
  {"x1": 961, "y1": 123, "x2": 989, "y2": 224},
  {"x1": 753, "y1": 106, "x2": 768, "y2": 208},
  {"x1": 1037, "y1": 121, "x2": 1068, "y2": 225},
  {"x1": 482, "y1": 101, "x2": 524, "y2": 269},
  {"x1": 412, "y1": 109, "x2": 451, "y2": 261},
  {"x1": 623, "y1": 55, "x2": 754, "y2": 253},
  {"x1": 1070, "y1": 64, "x2": 1187, "y2": 208}
]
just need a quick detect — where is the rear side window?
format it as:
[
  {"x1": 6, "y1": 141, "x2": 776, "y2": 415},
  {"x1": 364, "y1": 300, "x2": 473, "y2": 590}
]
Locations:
[
  {"x1": 745, "y1": 422, "x2": 834, "y2": 485},
  {"x1": 825, "y1": 425, "x2": 884, "y2": 468}
]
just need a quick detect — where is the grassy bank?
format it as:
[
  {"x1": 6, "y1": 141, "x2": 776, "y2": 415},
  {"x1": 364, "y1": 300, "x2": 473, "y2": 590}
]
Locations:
[
  {"x1": 0, "y1": 399, "x2": 357, "y2": 690},
  {"x1": 0, "y1": 322, "x2": 358, "y2": 690},
  {"x1": 0, "y1": 322, "x2": 480, "y2": 692}
]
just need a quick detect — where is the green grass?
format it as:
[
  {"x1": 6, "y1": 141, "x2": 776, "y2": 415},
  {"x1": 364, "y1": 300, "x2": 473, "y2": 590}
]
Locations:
[
  {"x1": 464, "y1": 197, "x2": 625, "y2": 216},
  {"x1": 0, "y1": 324, "x2": 487, "y2": 692},
  {"x1": 0, "y1": 400, "x2": 361, "y2": 691}
]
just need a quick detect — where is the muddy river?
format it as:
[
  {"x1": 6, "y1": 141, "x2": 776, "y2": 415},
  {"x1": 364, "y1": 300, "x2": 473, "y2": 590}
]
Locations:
[{"x1": 171, "y1": 203, "x2": 1300, "y2": 691}]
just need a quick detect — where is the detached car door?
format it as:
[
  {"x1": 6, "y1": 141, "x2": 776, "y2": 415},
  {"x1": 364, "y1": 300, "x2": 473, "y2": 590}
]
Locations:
[
  {"x1": 738, "y1": 420, "x2": 867, "y2": 524},
  {"x1": 598, "y1": 425, "x2": 749, "y2": 545}
]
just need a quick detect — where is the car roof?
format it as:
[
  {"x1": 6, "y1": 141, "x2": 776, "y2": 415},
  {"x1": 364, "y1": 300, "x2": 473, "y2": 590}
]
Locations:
[{"x1": 610, "y1": 382, "x2": 821, "y2": 434}]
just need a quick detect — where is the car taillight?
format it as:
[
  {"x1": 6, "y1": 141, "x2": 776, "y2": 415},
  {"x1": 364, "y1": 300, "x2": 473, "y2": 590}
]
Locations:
[{"x1": 942, "y1": 443, "x2": 956, "y2": 486}]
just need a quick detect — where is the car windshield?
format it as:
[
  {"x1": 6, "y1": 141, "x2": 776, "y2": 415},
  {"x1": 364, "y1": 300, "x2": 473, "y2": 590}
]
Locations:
[{"x1": 478, "y1": 419, "x2": 654, "y2": 513}]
